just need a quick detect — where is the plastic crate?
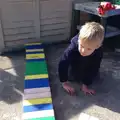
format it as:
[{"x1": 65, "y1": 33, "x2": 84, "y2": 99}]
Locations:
[
  {"x1": 115, "y1": 0, "x2": 120, "y2": 5},
  {"x1": 104, "y1": 0, "x2": 120, "y2": 5}
]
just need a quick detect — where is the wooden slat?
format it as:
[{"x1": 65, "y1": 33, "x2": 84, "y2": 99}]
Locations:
[
  {"x1": 41, "y1": 12, "x2": 70, "y2": 20},
  {"x1": 8, "y1": 0, "x2": 33, "y2": 2},
  {"x1": 40, "y1": 0, "x2": 71, "y2": 14},
  {"x1": 5, "y1": 33, "x2": 35, "y2": 41},
  {"x1": 1, "y1": 1, "x2": 34, "y2": 22},
  {"x1": 40, "y1": 33, "x2": 70, "y2": 43},
  {"x1": 33, "y1": 0, "x2": 40, "y2": 39},
  {"x1": 4, "y1": 27, "x2": 35, "y2": 35},
  {"x1": 3, "y1": 21, "x2": 33, "y2": 29},
  {"x1": 40, "y1": 18, "x2": 70, "y2": 25},
  {"x1": 5, "y1": 33, "x2": 69, "y2": 47},
  {"x1": 5, "y1": 38, "x2": 39, "y2": 47},
  {"x1": 40, "y1": 23, "x2": 70, "y2": 31},
  {"x1": 41, "y1": 28, "x2": 70, "y2": 37}
]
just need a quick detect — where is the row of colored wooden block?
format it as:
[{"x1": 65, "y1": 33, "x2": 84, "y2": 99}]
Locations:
[{"x1": 23, "y1": 43, "x2": 55, "y2": 120}]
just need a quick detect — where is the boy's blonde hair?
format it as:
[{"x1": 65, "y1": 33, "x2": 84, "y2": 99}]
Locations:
[{"x1": 78, "y1": 22, "x2": 104, "y2": 45}]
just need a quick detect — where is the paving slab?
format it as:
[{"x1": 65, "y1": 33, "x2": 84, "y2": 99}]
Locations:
[{"x1": 0, "y1": 44, "x2": 120, "y2": 120}]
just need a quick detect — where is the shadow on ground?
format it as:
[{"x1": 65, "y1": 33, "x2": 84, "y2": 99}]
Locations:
[
  {"x1": 0, "y1": 50, "x2": 25, "y2": 104},
  {"x1": 45, "y1": 44, "x2": 120, "y2": 120}
]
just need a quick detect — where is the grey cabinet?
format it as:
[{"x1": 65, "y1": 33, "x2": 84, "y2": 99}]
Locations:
[{"x1": 0, "y1": 0, "x2": 72, "y2": 52}]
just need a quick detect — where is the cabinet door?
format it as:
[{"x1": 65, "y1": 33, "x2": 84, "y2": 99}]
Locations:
[
  {"x1": 0, "y1": 9, "x2": 5, "y2": 51},
  {"x1": 39, "y1": 0, "x2": 72, "y2": 43},
  {"x1": 0, "y1": 0, "x2": 40, "y2": 47}
]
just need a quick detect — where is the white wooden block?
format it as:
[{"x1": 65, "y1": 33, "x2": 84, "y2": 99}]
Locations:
[
  {"x1": 24, "y1": 91, "x2": 51, "y2": 100},
  {"x1": 23, "y1": 110, "x2": 54, "y2": 119},
  {"x1": 24, "y1": 87, "x2": 50, "y2": 94}
]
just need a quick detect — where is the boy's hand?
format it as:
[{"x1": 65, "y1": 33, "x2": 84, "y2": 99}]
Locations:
[
  {"x1": 81, "y1": 84, "x2": 95, "y2": 95},
  {"x1": 62, "y1": 82, "x2": 75, "y2": 95}
]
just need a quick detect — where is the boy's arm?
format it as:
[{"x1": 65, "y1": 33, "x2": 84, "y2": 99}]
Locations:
[
  {"x1": 58, "y1": 56, "x2": 69, "y2": 83},
  {"x1": 58, "y1": 45, "x2": 77, "y2": 95},
  {"x1": 58, "y1": 41, "x2": 77, "y2": 83}
]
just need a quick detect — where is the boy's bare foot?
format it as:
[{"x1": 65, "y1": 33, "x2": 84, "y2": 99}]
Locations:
[
  {"x1": 62, "y1": 82, "x2": 75, "y2": 95},
  {"x1": 81, "y1": 84, "x2": 95, "y2": 95}
]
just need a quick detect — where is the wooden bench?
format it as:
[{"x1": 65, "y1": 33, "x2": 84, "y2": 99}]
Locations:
[{"x1": 23, "y1": 43, "x2": 55, "y2": 120}]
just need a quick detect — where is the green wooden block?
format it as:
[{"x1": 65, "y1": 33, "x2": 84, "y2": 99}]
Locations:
[
  {"x1": 26, "y1": 117, "x2": 55, "y2": 120},
  {"x1": 25, "y1": 61, "x2": 48, "y2": 75}
]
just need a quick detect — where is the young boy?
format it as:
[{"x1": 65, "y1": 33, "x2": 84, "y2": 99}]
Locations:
[{"x1": 58, "y1": 22, "x2": 104, "y2": 95}]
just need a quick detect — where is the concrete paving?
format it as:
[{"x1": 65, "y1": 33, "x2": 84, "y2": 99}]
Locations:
[
  {"x1": 0, "y1": 50, "x2": 25, "y2": 120},
  {"x1": 0, "y1": 44, "x2": 120, "y2": 120}
]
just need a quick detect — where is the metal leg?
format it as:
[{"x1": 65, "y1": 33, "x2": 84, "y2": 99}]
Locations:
[
  {"x1": 71, "y1": 2, "x2": 80, "y2": 38},
  {"x1": 100, "y1": 17, "x2": 107, "y2": 37}
]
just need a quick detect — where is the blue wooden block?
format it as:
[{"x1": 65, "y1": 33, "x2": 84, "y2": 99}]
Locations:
[
  {"x1": 24, "y1": 103, "x2": 53, "y2": 113},
  {"x1": 25, "y1": 78, "x2": 49, "y2": 89}
]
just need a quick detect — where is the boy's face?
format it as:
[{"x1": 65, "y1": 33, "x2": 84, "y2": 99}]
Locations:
[{"x1": 78, "y1": 39, "x2": 101, "y2": 56}]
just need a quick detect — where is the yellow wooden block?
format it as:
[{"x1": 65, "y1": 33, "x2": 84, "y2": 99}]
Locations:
[
  {"x1": 26, "y1": 49, "x2": 44, "y2": 52},
  {"x1": 25, "y1": 43, "x2": 42, "y2": 46},
  {"x1": 25, "y1": 74, "x2": 48, "y2": 80},
  {"x1": 23, "y1": 97, "x2": 52, "y2": 106},
  {"x1": 26, "y1": 53, "x2": 45, "y2": 59}
]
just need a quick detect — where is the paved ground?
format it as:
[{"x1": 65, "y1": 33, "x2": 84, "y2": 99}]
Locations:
[
  {"x1": 0, "y1": 43, "x2": 120, "y2": 120},
  {"x1": 0, "y1": 50, "x2": 25, "y2": 120}
]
